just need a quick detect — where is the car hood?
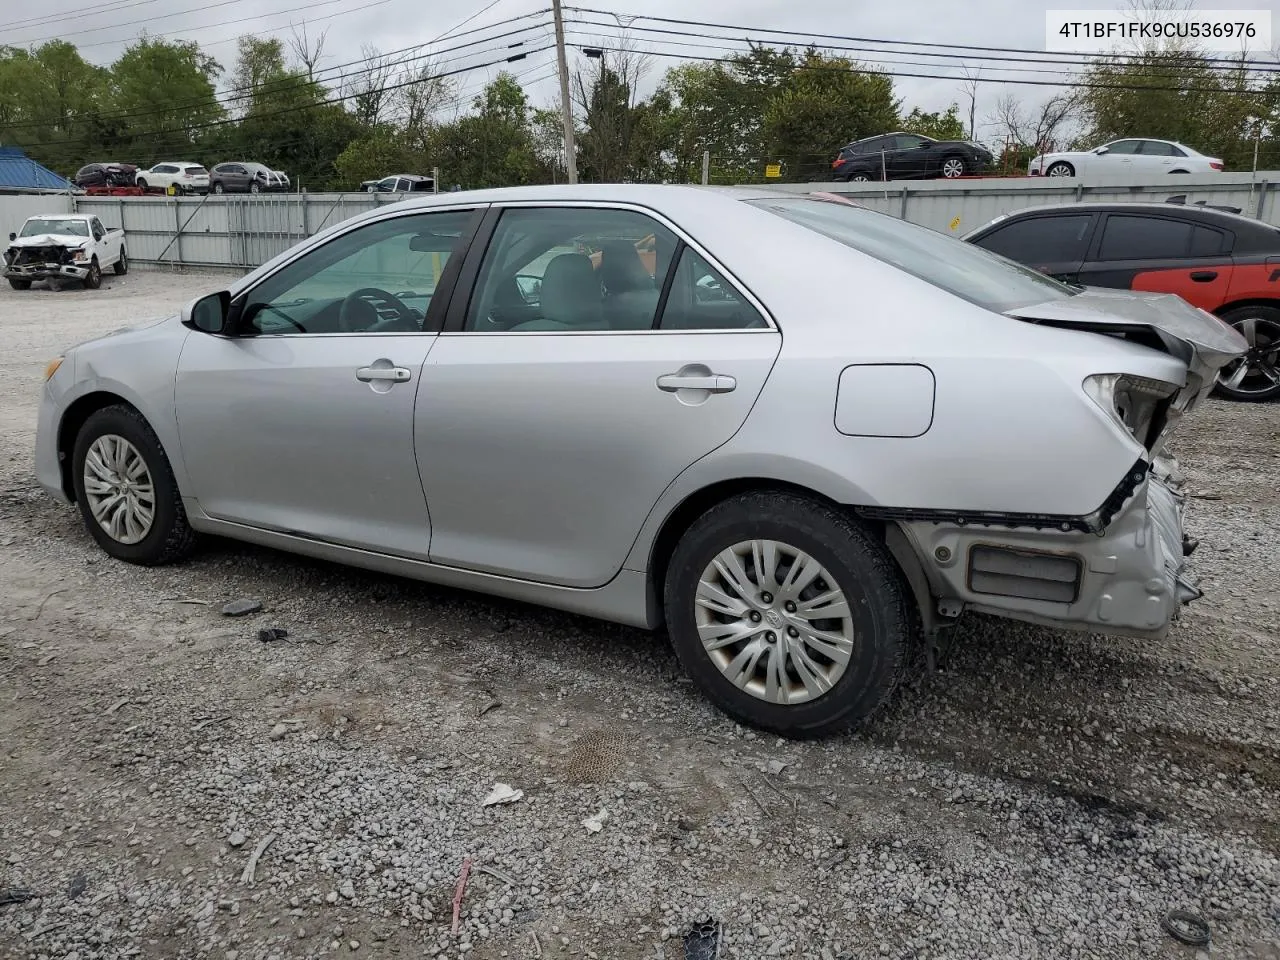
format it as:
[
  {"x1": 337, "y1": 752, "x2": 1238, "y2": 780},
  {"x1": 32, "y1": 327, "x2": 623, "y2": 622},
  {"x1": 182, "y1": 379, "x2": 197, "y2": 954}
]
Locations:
[
  {"x1": 1005, "y1": 288, "x2": 1247, "y2": 392},
  {"x1": 9, "y1": 233, "x2": 88, "y2": 248}
]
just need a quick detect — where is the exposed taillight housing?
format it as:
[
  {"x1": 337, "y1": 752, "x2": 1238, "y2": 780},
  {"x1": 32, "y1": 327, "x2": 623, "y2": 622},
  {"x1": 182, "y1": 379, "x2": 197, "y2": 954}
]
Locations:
[
  {"x1": 1210, "y1": 160, "x2": 1224, "y2": 171},
  {"x1": 1083, "y1": 373, "x2": 1180, "y2": 450}
]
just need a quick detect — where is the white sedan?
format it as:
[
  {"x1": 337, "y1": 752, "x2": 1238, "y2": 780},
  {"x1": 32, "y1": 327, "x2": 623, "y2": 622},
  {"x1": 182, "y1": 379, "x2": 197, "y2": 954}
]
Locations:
[
  {"x1": 1030, "y1": 139, "x2": 1223, "y2": 178},
  {"x1": 135, "y1": 162, "x2": 211, "y2": 195}
]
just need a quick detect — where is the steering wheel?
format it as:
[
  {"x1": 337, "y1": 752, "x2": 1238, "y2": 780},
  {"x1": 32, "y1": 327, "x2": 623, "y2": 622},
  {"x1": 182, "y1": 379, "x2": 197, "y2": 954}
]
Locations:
[{"x1": 338, "y1": 287, "x2": 416, "y2": 333}]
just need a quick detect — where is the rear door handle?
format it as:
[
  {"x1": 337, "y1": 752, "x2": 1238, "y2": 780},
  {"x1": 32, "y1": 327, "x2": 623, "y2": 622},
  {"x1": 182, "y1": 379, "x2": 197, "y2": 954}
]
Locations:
[
  {"x1": 1190, "y1": 270, "x2": 1218, "y2": 282},
  {"x1": 657, "y1": 373, "x2": 737, "y2": 393},
  {"x1": 356, "y1": 365, "x2": 412, "y2": 382}
]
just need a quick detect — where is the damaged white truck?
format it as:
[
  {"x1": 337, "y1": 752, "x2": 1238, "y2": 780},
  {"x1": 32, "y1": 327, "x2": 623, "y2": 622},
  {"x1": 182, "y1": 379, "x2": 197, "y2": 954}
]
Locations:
[{"x1": 4, "y1": 214, "x2": 127, "y2": 290}]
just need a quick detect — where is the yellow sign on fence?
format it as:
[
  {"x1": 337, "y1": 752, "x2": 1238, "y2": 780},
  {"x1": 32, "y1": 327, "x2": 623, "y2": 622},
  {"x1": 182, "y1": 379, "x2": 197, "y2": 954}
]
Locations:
[
  {"x1": 765, "y1": 164, "x2": 782, "y2": 179},
  {"x1": 949, "y1": 216, "x2": 961, "y2": 232}
]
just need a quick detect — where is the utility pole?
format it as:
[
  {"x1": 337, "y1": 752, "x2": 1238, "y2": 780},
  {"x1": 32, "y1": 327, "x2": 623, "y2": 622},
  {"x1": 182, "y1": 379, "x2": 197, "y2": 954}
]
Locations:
[{"x1": 552, "y1": 0, "x2": 578, "y2": 184}]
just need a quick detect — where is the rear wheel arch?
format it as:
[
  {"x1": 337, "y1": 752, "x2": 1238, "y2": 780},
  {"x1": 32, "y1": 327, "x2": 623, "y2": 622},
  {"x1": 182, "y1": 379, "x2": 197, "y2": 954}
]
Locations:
[
  {"x1": 646, "y1": 478, "x2": 924, "y2": 625},
  {"x1": 1214, "y1": 297, "x2": 1280, "y2": 318}
]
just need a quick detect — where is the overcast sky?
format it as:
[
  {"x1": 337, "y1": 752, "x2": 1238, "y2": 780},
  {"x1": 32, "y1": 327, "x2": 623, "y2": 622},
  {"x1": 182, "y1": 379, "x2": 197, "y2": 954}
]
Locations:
[{"x1": 2, "y1": 0, "x2": 1275, "y2": 144}]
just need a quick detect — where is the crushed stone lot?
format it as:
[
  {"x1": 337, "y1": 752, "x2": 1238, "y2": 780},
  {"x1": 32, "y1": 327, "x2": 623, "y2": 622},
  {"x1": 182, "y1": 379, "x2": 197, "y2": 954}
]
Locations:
[{"x1": 1, "y1": 270, "x2": 1278, "y2": 960}]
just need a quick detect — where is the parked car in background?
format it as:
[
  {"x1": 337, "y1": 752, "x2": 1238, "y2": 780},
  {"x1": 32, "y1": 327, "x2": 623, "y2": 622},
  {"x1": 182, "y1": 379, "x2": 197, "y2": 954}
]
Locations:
[
  {"x1": 210, "y1": 162, "x2": 290, "y2": 194},
  {"x1": 832, "y1": 132, "x2": 994, "y2": 181},
  {"x1": 1029, "y1": 139, "x2": 1224, "y2": 177},
  {"x1": 73, "y1": 162, "x2": 138, "y2": 190},
  {"x1": 964, "y1": 201, "x2": 1280, "y2": 401},
  {"x1": 135, "y1": 162, "x2": 210, "y2": 195},
  {"x1": 361, "y1": 174, "x2": 435, "y2": 193},
  {"x1": 34, "y1": 185, "x2": 1244, "y2": 736},
  {"x1": 4, "y1": 214, "x2": 126, "y2": 290}
]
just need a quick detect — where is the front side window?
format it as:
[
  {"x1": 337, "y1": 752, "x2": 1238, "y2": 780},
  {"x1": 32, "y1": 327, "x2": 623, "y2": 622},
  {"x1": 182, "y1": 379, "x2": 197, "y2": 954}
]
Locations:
[
  {"x1": 380, "y1": 177, "x2": 398, "y2": 191},
  {"x1": 750, "y1": 197, "x2": 1076, "y2": 312},
  {"x1": 1103, "y1": 140, "x2": 1141, "y2": 155},
  {"x1": 238, "y1": 209, "x2": 474, "y2": 335},
  {"x1": 1097, "y1": 215, "x2": 1193, "y2": 260},
  {"x1": 973, "y1": 215, "x2": 1094, "y2": 263},
  {"x1": 464, "y1": 207, "x2": 678, "y2": 332},
  {"x1": 91, "y1": 218, "x2": 106, "y2": 240}
]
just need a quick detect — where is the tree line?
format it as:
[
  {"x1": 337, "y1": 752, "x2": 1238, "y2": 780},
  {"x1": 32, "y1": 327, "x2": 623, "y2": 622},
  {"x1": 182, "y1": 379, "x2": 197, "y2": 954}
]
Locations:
[{"x1": 1, "y1": 32, "x2": 1278, "y2": 192}]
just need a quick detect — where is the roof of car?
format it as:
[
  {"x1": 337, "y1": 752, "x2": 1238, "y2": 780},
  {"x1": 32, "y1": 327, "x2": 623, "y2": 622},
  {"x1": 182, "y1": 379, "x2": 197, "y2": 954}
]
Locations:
[
  {"x1": 386, "y1": 183, "x2": 795, "y2": 209},
  {"x1": 978, "y1": 200, "x2": 1262, "y2": 226}
]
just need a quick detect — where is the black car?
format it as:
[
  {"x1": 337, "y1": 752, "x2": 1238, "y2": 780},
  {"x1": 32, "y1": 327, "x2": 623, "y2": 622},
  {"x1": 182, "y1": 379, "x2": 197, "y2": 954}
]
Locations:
[
  {"x1": 831, "y1": 132, "x2": 994, "y2": 182},
  {"x1": 360, "y1": 174, "x2": 436, "y2": 193},
  {"x1": 963, "y1": 200, "x2": 1280, "y2": 402},
  {"x1": 73, "y1": 162, "x2": 139, "y2": 190}
]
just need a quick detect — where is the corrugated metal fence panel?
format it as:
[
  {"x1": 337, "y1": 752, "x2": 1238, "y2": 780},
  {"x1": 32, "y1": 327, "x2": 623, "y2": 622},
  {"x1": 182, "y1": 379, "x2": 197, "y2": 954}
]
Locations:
[{"x1": 0, "y1": 194, "x2": 74, "y2": 245}]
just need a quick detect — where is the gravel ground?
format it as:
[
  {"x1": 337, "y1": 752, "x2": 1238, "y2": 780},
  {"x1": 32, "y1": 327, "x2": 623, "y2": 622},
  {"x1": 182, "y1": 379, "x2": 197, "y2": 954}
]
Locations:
[{"x1": 1, "y1": 270, "x2": 1278, "y2": 960}]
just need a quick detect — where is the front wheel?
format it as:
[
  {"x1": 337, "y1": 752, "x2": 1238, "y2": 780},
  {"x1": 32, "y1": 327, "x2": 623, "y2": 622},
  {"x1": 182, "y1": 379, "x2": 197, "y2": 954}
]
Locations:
[
  {"x1": 113, "y1": 248, "x2": 128, "y2": 275},
  {"x1": 940, "y1": 155, "x2": 966, "y2": 178},
  {"x1": 213, "y1": 182, "x2": 225, "y2": 194},
  {"x1": 1214, "y1": 305, "x2": 1280, "y2": 401},
  {"x1": 83, "y1": 257, "x2": 101, "y2": 290},
  {"x1": 249, "y1": 181, "x2": 260, "y2": 194},
  {"x1": 1045, "y1": 161, "x2": 1075, "y2": 177},
  {"x1": 72, "y1": 405, "x2": 196, "y2": 565},
  {"x1": 664, "y1": 492, "x2": 915, "y2": 738},
  {"x1": 137, "y1": 178, "x2": 148, "y2": 190}
]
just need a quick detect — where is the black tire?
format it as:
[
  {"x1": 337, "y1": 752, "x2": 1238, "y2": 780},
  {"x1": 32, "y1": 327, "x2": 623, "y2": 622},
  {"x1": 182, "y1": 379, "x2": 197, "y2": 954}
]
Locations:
[
  {"x1": 213, "y1": 181, "x2": 225, "y2": 194},
  {"x1": 113, "y1": 248, "x2": 128, "y2": 275},
  {"x1": 249, "y1": 181, "x2": 260, "y2": 194},
  {"x1": 7, "y1": 278, "x2": 31, "y2": 290},
  {"x1": 1045, "y1": 161, "x2": 1075, "y2": 177},
  {"x1": 1169, "y1": 169, "x2": 1189, "y2": 174},
  {"x1": 71, "y1": 404, "x2": 196, "y2": 565},
  {"x1": 83, "y1": 257, "x2": 101, "y2": 290},
  {"x1": 663, "y1": 492, "x2": 915, "y2": 738},
  {"x1": 1213, "y1": 304, "x2": 1280, "y2": 402},
  {"x1": 137, "y1": 178, "x2": 148, "y2": 190}
]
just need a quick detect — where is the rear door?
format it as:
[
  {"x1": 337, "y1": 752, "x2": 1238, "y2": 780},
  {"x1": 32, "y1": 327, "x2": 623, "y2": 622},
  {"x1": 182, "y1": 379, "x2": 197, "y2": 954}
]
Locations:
[
  {"x1": 1078, "y1": 212, "x2": 1233, "y2": 311},
  {"x1": 1136, "y1": 139, "x2": 1179, "y2": 173},
  {"x1": 415, "y1": 202, "x2": 783, "y2": 588},
  {"x1": 968, "y1": 212, "x2": 1097, "y2": 283}
]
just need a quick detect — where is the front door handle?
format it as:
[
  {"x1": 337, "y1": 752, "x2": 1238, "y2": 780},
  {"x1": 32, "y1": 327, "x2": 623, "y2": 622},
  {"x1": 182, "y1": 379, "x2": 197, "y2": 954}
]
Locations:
[
  {"x1": 1190, "y1": 270, "x2": 1218, "y2": 282},
  {"x1": 356, "y1": 365, "x2": 412, "y2": 382},
  {"x1": 657, "y1": 373, "x2": 737, "y2": 393}
]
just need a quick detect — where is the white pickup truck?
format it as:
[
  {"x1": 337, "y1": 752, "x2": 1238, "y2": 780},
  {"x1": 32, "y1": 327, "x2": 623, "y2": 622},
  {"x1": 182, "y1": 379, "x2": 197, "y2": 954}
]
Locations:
[{"x1": 4, "y1": 214, "x2": 127, "y2": 290}]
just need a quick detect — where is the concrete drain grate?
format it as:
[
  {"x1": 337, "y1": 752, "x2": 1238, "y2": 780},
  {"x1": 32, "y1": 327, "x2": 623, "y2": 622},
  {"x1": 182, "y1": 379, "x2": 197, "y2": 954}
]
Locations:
[{"x1": 683, "y1": 919, "x2": 722, "y2": 960}]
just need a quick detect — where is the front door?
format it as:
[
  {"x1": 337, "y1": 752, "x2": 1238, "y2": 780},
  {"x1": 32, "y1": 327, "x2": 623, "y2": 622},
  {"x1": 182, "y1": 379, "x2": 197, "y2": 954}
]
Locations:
[
  {"x1": 969, "y1": 212, "x2": 1097, "y2": 283},
  {"x1": 174, "y1": 207, "x2": 480, "y2": 559},
  {"x1": 416, "y1": 204, "x2": 783, "y2": 588}
]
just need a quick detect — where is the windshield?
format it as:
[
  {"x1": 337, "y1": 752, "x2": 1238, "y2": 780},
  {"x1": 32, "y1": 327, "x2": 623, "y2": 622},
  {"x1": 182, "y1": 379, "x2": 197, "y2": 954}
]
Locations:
[
  {"x1": 746, "y1": 197, "x2": 1078, "y2": 312},
  {"x1": 19, "y1": 218, "x2": 89, "y2": 238}
]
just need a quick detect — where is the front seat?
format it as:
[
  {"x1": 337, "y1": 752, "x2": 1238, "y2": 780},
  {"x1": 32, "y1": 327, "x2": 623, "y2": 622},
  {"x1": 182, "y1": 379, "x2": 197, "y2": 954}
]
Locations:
[{"x1": 512, "y1": 253, "x2": 602, "y2": 331}]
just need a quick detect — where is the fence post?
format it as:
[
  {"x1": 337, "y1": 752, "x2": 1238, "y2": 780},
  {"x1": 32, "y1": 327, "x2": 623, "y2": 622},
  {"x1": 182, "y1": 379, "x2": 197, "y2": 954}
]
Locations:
[
  {"x1": 173, "y1": 199, "x2": 182, "y2": 268},
  {"x1": 301, "y1": 193, "x2": 310, "y2": 240},
  {"x1": 899, "y1": 184, "x2": 909, "y2": 220},
  {"x1": 1255, "y1": 180, "x2": 1270, "y2": 221},
  {"x1": 701, "y1": 151, "x2": 710, "y2": 185},
  {"x1": 1074, "y1": 182, "x2": 1084, "y2": 203}
]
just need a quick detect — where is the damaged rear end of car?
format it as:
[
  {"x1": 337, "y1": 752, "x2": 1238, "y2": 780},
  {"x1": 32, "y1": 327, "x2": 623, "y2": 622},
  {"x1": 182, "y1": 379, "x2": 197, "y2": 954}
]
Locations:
[{"x1": 888, "y1": 289, "x2": 1245, "y2": 642}]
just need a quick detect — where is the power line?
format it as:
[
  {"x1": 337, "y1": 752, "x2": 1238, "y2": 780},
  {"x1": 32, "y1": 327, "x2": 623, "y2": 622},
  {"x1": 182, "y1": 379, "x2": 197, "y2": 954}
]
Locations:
[
  {"x1": 2, "y1": 18, "x2": 550, "y2": 134},
  {"x1": 3, "y1": 0, "x2": 168, "y2": 33},
  {"x1": 566, "y1": 38, "x2": 1280, "y2": 96},
  {"x1": 25, "y1": 43, "x2": 556, "y2": 150},
  {"x1": 565, "y1": 15, "x2": 1280, "y2": 79},
  {"x1": 566, "y1": 7, "x2": 1280, "y2": 72}
]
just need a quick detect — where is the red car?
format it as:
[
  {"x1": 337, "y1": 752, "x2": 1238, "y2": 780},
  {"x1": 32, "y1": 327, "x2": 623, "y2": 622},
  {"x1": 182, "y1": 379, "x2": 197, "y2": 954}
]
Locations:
[{"x1": 964, "y1": 200, "x2": 1280, "y2": 401}]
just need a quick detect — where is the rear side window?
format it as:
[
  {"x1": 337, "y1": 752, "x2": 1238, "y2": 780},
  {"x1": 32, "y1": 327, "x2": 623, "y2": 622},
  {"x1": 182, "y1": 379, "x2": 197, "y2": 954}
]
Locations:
[
  {"x1": 749, "y1": 197, "x2": 1077, "y2": 312},
  {"x1": 658, "y1": 247, "x2": 766, "y2": 330},
  {"x1": 973, "y1": 215, "x2": 1093, "y2": 263},
  {"x1": 1097, "y1": 215, "x2": 1193, "y2": 260},
  {"x1": 1141, "y1": 141, "x2": 1179, "y2": 156},
  {"x1": 1189, "y1": 225, "x2": 1227, "y2": 257}
]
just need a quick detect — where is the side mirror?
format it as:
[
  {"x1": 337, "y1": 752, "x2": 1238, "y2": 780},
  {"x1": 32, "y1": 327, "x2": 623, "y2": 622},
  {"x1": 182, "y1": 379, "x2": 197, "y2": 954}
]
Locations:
[
  {"x1": 1094, "y1": 146, "x2": 1109, "y2": 155},
  {"x1": 182, "y1": 290, "x2": 231, "y2": 334},
  {"x1": 7, "y1": 232, "x2": 14, "y2": 242}
]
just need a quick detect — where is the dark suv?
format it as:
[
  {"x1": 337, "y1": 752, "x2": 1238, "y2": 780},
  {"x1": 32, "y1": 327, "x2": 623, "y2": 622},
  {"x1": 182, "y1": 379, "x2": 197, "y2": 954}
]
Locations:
[
  {"x1": 964, "y1": 200, "x2": 1280, "y2": 402},
  {"x1": 831, "y1": 132, "x2": 994, "y2": 182},
  {"x1": 73, "y1": 162, "x2": 138, "y2": 190}
]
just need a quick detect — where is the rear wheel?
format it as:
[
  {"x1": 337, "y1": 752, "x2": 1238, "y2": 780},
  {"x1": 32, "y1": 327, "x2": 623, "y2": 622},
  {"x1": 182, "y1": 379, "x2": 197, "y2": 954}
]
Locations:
[
  {"x1": 113, "y1": 248, "x2": 128, "y2": 275},
  {"x1": 71, "y1": 405, "x2": 195, "y2": 565},
  {"x1": 1214, "y1": 305, "x2": 1280, "y2": 401},
  {"x1": 83, "y1": 257, "x2": 101, "y2": 290},
  {"x1": 664, "y1": 492, "x2": 915, "y2": 738},
  {"x1": 213, "y1": 181, "x2": 225, "y2": 194},
  {"x1": 1046, "y1": 161, "x2": 1075, "y2": 177},
  {"x1": 7, "y1": 278, "x2": 31, "y2": 290}
]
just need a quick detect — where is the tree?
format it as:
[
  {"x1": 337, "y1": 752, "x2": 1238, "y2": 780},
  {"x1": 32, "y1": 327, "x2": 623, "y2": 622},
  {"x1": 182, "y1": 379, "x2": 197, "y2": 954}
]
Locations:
[
  {"x1": 111, "y1": 37, "x2": 224, "y2": 160},
  {"x1": 230, "y1": 36, "x2": 287, "y2": 117},
  {"x1": 990, "y1": 91, "x2": 1081, "y2": 156},
  {"x1": 903, "y1": 104, "x2": 967, "y2": 141},
  {"x1": 427, "y1": 73, "x2": 548, "y2": 188},
  {"x1": 761, "y1": 50, "x2": 899, "y2": 182},
  {"x1": 288, "y1": 22, "x2": 328, "y2": 83}
]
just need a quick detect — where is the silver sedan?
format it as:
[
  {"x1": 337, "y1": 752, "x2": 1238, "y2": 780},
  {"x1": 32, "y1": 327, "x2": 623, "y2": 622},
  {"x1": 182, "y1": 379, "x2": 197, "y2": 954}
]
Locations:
[{"x1": 34, "y1": 185, "x2": 1246, "y2": 736}]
